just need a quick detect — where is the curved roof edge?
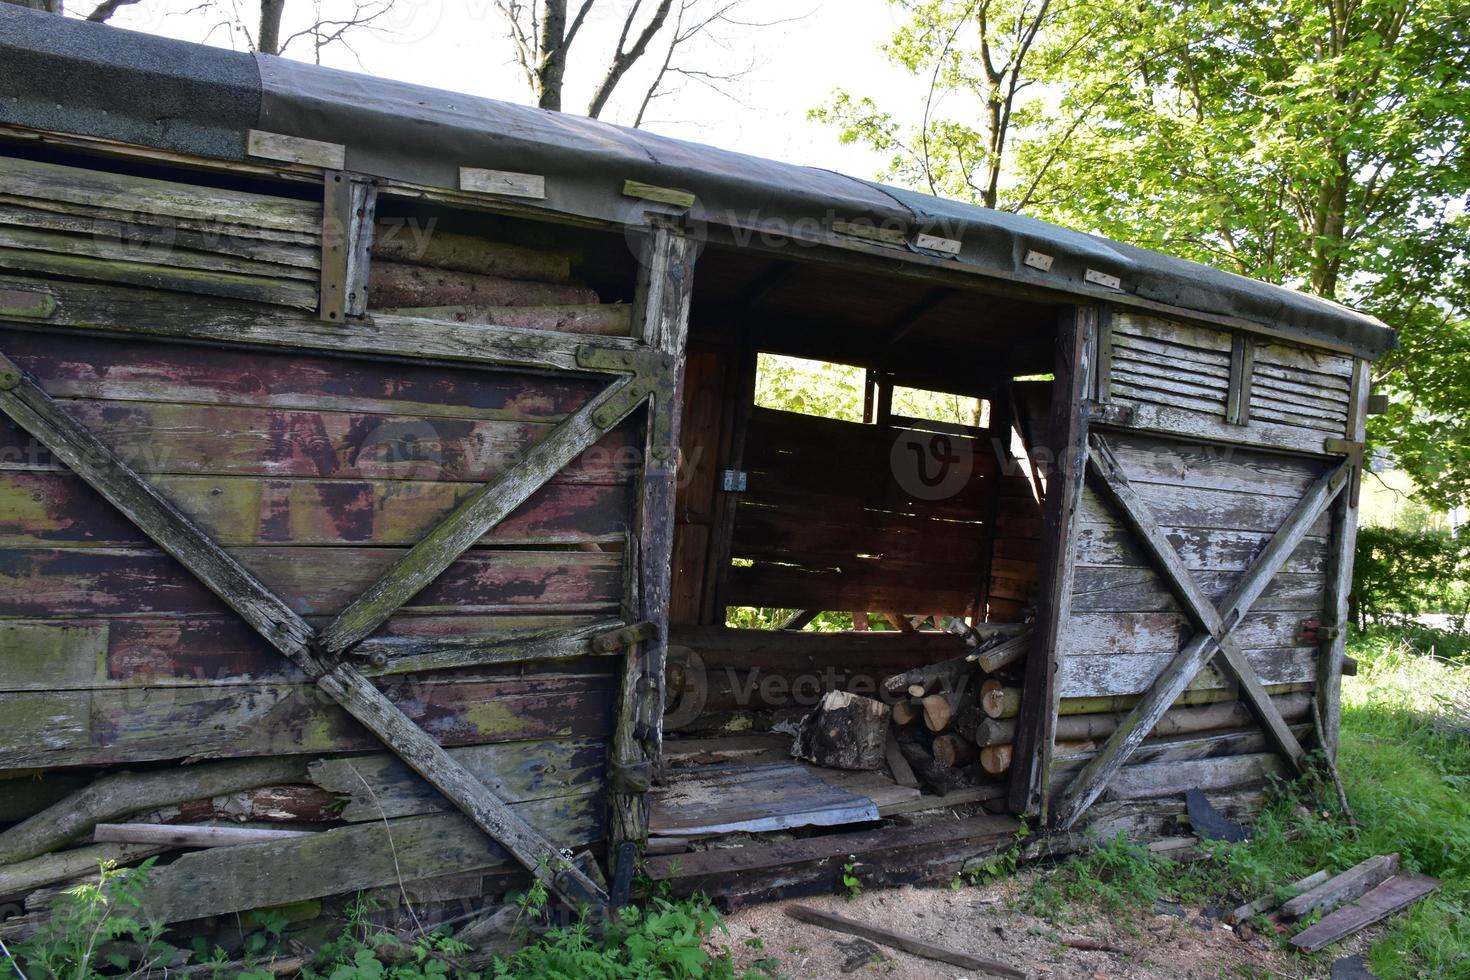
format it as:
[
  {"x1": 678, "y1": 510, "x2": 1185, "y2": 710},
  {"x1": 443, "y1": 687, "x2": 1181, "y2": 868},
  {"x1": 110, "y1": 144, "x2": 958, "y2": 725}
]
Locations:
[{"x1": 0, "y1": 7, "x2": 1396, "y2": 357}]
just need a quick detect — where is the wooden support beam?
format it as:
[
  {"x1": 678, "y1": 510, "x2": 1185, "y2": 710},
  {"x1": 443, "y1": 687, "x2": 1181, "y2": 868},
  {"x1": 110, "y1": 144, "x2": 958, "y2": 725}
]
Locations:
[
  {"x1": 1318, "y1": 359, "x2": 1370, "y2": 758},
  {"x1": 0, "y1": 273, "x2": 642, "y2": 376},
  {"x1": 631, "y1": 222, "x2": 698, "y2": 773},
  {"x1": 0, "y1": 352, "x2": 610, "y2": 910},
  {"x1": 1052, "y1": 457, "x2": 1351, "y2": 829},
  {"x1": 703, "y1": 343, "x2": 757, "y2": 624},
  {"x1": 354, "y1": 620, "x2": 624, "y2": 675},
  {"x1": 1226, "y1": 332, "x2": 1255, "y2": 425},
  {"x1": 1085, "y1": 436, "x2": 1307, "y2": 772},
  {"x1": 880, "y1": 289, "x2": 950, "y2": 346},
  {"x1": 321, "y1": 375, "x2": 640, "y2": 654},
  {"x1": 1008, "y1": 306, "x2": 1094, "y2": 818}
]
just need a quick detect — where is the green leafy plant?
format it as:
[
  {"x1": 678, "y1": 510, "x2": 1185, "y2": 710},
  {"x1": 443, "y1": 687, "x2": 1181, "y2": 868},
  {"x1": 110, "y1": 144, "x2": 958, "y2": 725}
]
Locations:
[
  {"x1": 1, "y1": 858, "x2": 177, "y2": 979},
  {"x1": 840, "y1": 857, "x2": 863, "y2": 899},
  {"x1": 1353, "y1": 525, "x2": 1469, "y2": 635}
]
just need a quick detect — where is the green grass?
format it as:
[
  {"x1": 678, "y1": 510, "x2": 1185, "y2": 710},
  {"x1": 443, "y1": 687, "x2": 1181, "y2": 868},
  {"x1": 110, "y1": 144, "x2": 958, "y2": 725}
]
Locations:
[{"x1": 1030, "y1": 628, "x2": 1470, "y2": 977}]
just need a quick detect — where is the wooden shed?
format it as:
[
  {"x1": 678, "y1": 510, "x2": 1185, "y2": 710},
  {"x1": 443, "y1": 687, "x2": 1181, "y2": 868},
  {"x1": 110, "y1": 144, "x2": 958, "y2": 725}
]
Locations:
[{"x1": 0, "y1": 8, "x2": 1395, "y2": 933}]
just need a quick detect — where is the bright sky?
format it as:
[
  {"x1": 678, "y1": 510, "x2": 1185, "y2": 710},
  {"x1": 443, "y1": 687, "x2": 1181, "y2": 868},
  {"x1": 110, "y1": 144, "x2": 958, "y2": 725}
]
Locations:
[{"x1": 92, "y1": 0, "x2": 930, "y2": 181}]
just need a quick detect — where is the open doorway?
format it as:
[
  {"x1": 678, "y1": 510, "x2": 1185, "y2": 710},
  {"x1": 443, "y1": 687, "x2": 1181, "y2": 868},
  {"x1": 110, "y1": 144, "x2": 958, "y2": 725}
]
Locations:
[{"x1": 651, "y1": 244, "x2": 1063, "y2": 848}]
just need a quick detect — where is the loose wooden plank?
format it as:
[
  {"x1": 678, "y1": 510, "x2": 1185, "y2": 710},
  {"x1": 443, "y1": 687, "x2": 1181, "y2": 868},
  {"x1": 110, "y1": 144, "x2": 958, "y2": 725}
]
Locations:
[
  {"x1": 1226, "y1": 869, "x2": 1331, "y2": 924},
  {"x1": 121, "y1": 796, "x2": 604, "y2": 925},
  {"x1": 1279, "y1": 854, "x2": 1400, "y2": 920},
  {"x1": 0, "y1": 224, "x2": 316, "y2": 283},
  {"x1": 1290, "y1": 874, "x2": 1440, "y2": 954},
  {"x1": 458, "y1": 167, "x2": 547, "y2": 199},
  {"x1": 93, "y1": 823, "x2": 314, "y2": 847},
  {"x1": 649, "y1": 762, "x2": 881, "y2": 837},
  {"x1": 320, "y1": 374, "x2": 639, "y2": 653},
  {"x1": 0, "y1": 756, "x2": 307, "y2": 865},
  {"x1": 1078, "y1": 482, "x2": 1333, "y2": 536},
  {"x1": 784, "y1": 905, "x2": 1025, "y2": 979},
  {"x1": 0, "y1": 843, "x2": 170, "y2": 897}
]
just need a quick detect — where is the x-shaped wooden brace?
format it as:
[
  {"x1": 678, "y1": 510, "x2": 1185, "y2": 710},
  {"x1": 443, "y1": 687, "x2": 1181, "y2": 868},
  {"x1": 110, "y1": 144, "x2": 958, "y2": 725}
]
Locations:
[
  {"x1": 0, "y1": 339, "x2": 675, "y2": 911},
  {"x1": 1052, "y1": 434, "x2": 1351, "y2": 829}
]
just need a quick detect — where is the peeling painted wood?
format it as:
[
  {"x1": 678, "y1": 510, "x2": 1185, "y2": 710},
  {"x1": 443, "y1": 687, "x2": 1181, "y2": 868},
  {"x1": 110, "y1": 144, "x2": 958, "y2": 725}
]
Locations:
[
  {"x1": 123, "y1": 796, "x2": 604, "y2": 925},
  {"x1": 0, "y1": 274, "x2": 639, "y2": 375},
  {"x1": 0, "y1": 673, "x2": 615, "y2": 769},
  {"x1": 309, "y1": 737, "x2": 608, "y2": 821},
  {"x1": 0, "y1": 471, "x2": 634, "y2": 548}
]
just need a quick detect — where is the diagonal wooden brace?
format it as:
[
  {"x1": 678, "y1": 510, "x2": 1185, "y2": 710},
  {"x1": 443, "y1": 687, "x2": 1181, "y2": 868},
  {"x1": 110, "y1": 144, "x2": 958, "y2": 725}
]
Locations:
[
  {"x1": 0, "y1": 352, "x2": 610, "y2": 910},
  {"x1": 1086, "y1": 436, "x2": 1307, "y2": 771},
  {"x1": 321, "y1": 373, "x2": 643, "y2": 655},
  {"x1": 1053, "y1": 442, "x2": 1350, "y2": 829}
]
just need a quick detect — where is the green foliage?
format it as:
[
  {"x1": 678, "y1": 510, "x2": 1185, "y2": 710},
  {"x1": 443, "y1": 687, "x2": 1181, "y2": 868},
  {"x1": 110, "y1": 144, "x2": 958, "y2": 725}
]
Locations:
[
  {"x1": 816, "y1": 0, "x2": 1470, "y2": 510},
  {"x1": 1027, "y1": 835, "x2": 1164, "y2": 920},
  {"x1": 1353, "y1": 525, "x2": 1470, "y2": 630},
  {"x1": 489, "y1": 890, "x2": 767, "y2": 979},
  {"x1": 840, "y1": 858, "x2": 863, "y2": 899},
  {"x1": 1, "y1": 858, "x2": 180, "y2": 979}
]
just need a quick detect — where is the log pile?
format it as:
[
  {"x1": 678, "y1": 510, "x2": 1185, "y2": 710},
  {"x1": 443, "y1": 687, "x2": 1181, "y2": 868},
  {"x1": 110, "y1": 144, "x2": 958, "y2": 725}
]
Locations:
[
  {"x1": 880, "y1": 620, "x2": 1316, "y2": 798},
  {"x1": 368, "y1": 222, "x2": 632, "y2": 335}
]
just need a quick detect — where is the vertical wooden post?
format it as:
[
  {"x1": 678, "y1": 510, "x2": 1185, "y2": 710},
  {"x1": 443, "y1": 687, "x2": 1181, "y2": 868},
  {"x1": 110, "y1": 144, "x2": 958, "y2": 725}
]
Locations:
[
  {"x1": 609, "y1": 218, "x2": 696, "y2": 886},
  {"x1": 1227, "y1": 332, "x2": 1256, "y2": 425},
  {"x1": 632, "y1": 219, "x2": 697, "y2": 765},
  {"x1": 703, "y1": 343, "x2": 757, "y2": 624},
  {"x1": 1318, "y1": 358, "x2": 1370, "y2": 758},
  {"x1": 1007, "y1": 306, "x2": 1095, "y2": 819}
]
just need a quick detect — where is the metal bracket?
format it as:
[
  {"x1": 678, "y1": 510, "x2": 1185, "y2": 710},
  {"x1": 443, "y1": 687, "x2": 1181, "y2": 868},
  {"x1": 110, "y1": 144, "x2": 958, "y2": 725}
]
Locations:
[
  {"x1": 1083, "y1": 399, "x2": 1136, "y2": 427},
  {"x1": 721, "y1": 469, "x2": 748, "y2": 492},
  {"x1": 575, "y1": 344, "x2": 673, "y2": 379},
  {"x1": 0, "y1": 288, "x2": 56, "y2": 320},
  {"x1": 592, "y1": 621, "x2": 659, "y2": 654},
  {"x1": 1324, "y1": 438, "x2": 1365, "y2": 506}
]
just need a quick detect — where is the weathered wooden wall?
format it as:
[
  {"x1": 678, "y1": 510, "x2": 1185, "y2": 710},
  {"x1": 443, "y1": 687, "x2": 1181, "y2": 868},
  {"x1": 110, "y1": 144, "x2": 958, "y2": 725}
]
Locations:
[
  {"x1": 0, "y1": 146, "x2": 658, "y2": 922},
  {"x1": 1052, "y1": 309, "x2": 1363, "y2": 826},
  {"x1": 724, "y1": 406, "x2": 1040, "y2": 618}
]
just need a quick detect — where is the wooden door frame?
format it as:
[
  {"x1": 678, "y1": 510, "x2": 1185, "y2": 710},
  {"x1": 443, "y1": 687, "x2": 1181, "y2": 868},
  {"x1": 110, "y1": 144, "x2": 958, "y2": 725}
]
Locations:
[{"x1": 1007, "y1": 304, "x2": 1096, "y2": 819}]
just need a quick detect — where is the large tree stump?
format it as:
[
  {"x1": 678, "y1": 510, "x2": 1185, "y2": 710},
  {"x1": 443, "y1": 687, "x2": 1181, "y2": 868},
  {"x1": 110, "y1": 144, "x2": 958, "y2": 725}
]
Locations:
[{"x1": 792, "y1": 691, "x2": 889, "y2": 771}]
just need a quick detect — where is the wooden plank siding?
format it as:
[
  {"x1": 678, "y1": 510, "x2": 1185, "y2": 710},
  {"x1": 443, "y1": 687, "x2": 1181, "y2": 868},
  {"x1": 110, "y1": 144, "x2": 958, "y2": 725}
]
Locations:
[
  {"x1": 1054, "y1": 310, "x2": 1362, "y2": 826},
  {"x1": 0, "y1": 152, "x2": 644, "y2": 896},
  {"x1": 725, "y1": 406, "x2": 1041, "y2": 618},
  {"x1": 1104, "y1": 312, "x2": 1351, "y2": 453}
]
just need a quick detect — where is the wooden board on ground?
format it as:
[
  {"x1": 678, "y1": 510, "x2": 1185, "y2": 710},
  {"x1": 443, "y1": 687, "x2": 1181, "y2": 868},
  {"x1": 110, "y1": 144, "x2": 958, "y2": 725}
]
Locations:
[
  {"x1": 648, "y1": 762, "x2": 881, "y2": 837},
  {"x1": 1290, "y1": 874, "x2": 1440, "y2": 953}
]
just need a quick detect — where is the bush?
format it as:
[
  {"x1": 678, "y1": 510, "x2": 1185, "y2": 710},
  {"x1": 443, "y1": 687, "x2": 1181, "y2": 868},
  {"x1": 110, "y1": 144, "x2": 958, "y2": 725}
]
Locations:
[{"x1": 1353, "y1": 525, "x2": 1469, "y2": 629}]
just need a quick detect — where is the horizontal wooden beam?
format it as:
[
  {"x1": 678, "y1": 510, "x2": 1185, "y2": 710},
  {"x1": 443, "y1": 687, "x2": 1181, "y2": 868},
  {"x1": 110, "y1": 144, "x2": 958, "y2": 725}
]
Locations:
[{"x1": 0, "y1": 274, "x2": 641, "y2": 376}]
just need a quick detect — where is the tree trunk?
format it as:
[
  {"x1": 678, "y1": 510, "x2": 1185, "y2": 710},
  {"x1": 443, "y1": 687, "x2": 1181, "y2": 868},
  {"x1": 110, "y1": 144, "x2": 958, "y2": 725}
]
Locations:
[
  {"x1": 258, "y1": 0, "x2": 286, "y2": 55},
  {"x1": 536, "y1": 0, "x2": 568, "y2": 111}
]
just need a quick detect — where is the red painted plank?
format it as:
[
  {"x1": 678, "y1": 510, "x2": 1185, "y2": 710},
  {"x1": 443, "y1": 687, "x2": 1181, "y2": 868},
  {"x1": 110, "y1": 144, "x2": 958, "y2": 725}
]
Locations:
[
  {"x1": 0, "y1": 471, "x2": 634, "y2": 546},
  {"x1": 0, "y1": 404, "x2": 640, "y2": 483},
  {"x1": 0, "y1": 546, "x2": 623, "y2": 617},
  {"x1": 0, "y1": 328, "x2": 602, "y2": 420}
]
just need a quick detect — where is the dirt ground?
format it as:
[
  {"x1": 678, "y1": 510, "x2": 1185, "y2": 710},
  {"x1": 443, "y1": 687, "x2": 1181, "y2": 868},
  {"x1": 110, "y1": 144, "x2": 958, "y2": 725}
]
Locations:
[{"x1": 713, "y1": 870, "x2": 1382, "y2": 979}]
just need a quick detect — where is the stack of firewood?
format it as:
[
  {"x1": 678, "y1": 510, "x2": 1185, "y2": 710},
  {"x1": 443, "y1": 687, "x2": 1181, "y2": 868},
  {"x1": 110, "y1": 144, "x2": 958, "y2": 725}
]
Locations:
[
  {"x1": 883, "y1": 624, "x2": 1032, "y2": 795},
  {"x1": 367, "y1": 223, "x2": 632, "y2": 335}
]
